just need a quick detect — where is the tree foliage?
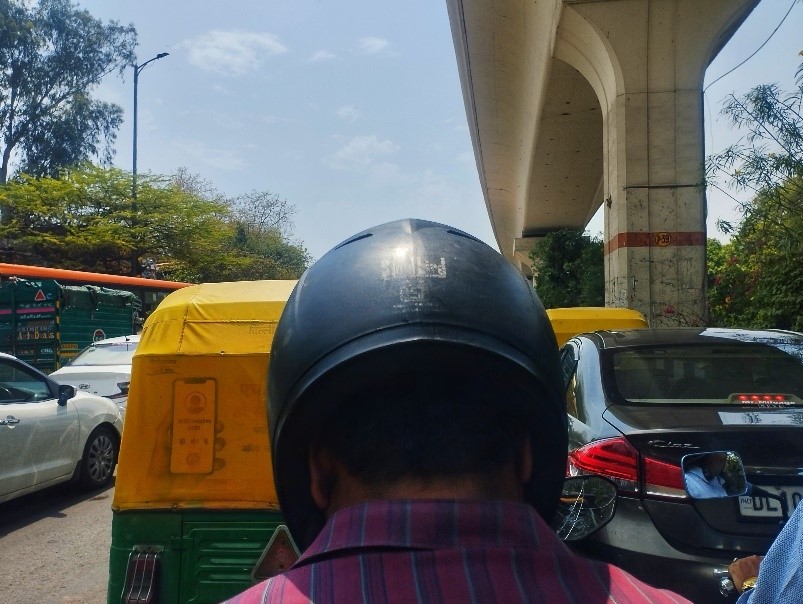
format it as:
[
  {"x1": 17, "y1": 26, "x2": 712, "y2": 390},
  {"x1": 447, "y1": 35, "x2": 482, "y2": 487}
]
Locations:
[
  {"x1": 706, "y1": 63, "x2": 803, "y2": 329},
  {"x1": 529, "y1": 229, "x2": 604, "y2": 309},
  {"x1": 0, "y1": 0, "x2": 136, "y2": 184},
  {"x1": 706, "y1": 181, "x2": 803, "y2": 330},
  {"x1": 0, "y1": 165, "x2": 311, "y2": 282}
]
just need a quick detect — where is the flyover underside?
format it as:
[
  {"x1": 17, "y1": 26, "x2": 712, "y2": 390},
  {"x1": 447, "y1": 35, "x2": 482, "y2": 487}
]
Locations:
[
  {"x1": 447, "y1": 0, "x2": 760, "y2": 325},
  {"x1": 524, "y1": 58, "x2": 603, "y2": 238}
]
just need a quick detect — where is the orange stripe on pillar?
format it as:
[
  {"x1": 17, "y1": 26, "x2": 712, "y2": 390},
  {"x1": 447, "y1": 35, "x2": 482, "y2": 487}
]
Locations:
[{"x1": 604, "y1": 231, "x2": 705, "y2": 255}]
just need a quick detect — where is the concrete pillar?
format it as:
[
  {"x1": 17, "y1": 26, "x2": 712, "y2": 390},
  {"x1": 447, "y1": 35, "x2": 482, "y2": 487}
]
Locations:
[{"x1": 563, "y1": 0, "x2": 758, "y2": 326}]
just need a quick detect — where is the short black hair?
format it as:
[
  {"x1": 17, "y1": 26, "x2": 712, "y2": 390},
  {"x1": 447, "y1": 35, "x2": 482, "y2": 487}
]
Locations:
[{"x1": 315, "y1": 370, "x2": 530, "y2": 486}]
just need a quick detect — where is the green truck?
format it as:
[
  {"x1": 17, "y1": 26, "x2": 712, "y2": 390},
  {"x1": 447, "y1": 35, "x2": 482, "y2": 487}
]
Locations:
[{"x1": 0, "y1": 278, "x2": 142, "y2": 373}]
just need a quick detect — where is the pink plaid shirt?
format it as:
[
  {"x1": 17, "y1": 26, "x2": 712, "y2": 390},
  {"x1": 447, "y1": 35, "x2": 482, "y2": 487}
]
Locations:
[{"x1": 224, "y1": 499, "x2": 689, "y2": 603}]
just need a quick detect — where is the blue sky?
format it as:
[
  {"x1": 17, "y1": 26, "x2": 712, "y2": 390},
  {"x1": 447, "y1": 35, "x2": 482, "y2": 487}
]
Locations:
[{"x1": 75, "y1": 0, "x2": 802, "y2": 259}]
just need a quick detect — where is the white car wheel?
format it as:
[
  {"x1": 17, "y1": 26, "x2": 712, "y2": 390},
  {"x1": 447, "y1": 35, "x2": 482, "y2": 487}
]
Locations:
[{"x1": 79, "y1": 427, "x2": 118, "y2": 489}]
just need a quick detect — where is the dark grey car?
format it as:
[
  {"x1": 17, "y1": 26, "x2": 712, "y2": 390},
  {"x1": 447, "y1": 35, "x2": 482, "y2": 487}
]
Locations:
[{"x1": 560, "y1": 327, "x2": 803, "y2": 603}]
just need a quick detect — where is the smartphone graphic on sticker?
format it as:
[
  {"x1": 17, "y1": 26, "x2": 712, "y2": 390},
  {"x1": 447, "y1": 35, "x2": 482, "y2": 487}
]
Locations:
[{"x1": 171, "y1": 377, "x2": 217, "y2": 474}]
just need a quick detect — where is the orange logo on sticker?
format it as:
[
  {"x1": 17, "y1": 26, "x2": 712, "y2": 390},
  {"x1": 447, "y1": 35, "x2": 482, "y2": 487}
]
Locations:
[{"x1": 185, "y1": 392, "x2": 207, "y2": 414}]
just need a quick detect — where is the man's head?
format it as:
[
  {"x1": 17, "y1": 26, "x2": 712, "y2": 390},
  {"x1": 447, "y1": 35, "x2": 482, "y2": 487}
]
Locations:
[
  {"x1": 307, "y1": 368, "x2": 535, "y2": 514},
  {"x1": 703, "y1": 452, "x2": 727, "y2": 477},
  {"x1": 267, "y1": 219, "x2": 567, "y2": 548},
  {"x1": 686, "y1": 452, "x2": 728, "y2": 478}
]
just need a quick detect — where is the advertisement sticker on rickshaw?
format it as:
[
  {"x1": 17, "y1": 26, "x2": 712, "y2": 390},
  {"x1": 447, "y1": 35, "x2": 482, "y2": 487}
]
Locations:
[{"x1": 170, "y1": 377, "x2": 218, "y2": 474}]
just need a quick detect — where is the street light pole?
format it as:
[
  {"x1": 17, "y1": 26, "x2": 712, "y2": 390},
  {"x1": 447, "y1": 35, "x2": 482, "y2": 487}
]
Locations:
[{"x1": 132, "y1": 52, "x2": 169, "y2": 203}]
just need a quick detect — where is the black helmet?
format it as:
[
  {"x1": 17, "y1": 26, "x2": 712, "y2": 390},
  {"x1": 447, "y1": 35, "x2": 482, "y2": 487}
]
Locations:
[{"x1": 268, "y1": 219, "x2": 567, "y2": 548}]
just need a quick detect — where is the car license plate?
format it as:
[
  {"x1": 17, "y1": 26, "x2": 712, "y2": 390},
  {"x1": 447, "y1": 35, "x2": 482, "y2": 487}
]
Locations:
[{"x1": 739, "y1": 486, "x2": 802, "y2": 518}]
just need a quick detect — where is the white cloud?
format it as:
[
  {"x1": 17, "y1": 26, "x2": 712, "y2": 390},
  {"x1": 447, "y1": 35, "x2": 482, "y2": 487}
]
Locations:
[
  {"x1": 336, "y1": 106, "x2": 360, "y2": 123},
  {"x1": 405, "y1": 171, "x2": 465, "y2": 216},
  {"x1": 443, "y1": 116, "x2": 469, "y2": 132},
  {"x1": 368, "y1": 161, "x2": 405, "y2": 184},
  {"x1": 307, "y1": 50, "x2": 336, "y2": 63},
  {"x1": 176, "y1": 108, "x2": 245, "y2": 130},
  {"x1": 457, "y1": 151, "x2": 475, "y2": 167},
  {"x1": 174, "y1": 140, "x2": 248, "y2": 171},
  {"x1": 182, "y1": 31, "x2": 287, "y2": 76},
  {"x1": 263, "y1": 115, "x2": 288, "y2": 125},
  {"x1": 138, "y1": 108, "x2": 160, "y2": 133},
  {"x1": 324, "y1": 135, "x2": 399, "y2": 171},
  {"x1": 92, "y1": 81, "x2": 125, "y2": 106},
  {"x1": 359, "y1": 37, "x2": 390, "y2": 55}
]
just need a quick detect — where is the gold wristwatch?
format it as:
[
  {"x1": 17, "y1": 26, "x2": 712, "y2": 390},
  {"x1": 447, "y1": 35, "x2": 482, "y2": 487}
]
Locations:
[{"x1": 741, "y1": 576, "x2": 758, "y2": 592}]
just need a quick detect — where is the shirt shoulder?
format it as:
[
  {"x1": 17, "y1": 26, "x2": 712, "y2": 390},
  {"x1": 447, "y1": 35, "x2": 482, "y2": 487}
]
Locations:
[
  {"x1": 605, "y1": 561, "x2": 692, "y2": 603},
  {"x1": 222, "y1": 575, "x2": 311, "y2": 604}
]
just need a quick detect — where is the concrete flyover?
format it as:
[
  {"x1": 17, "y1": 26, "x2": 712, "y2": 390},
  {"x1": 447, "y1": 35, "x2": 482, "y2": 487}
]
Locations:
[{"x1": 446, "y1": 0, "x2": 760, "y2": 326}]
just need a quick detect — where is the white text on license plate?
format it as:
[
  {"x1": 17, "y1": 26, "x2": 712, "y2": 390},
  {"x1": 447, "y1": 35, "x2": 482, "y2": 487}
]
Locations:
[{"x1": 739, "y1": 487, "x2": 802, "y2": 518}]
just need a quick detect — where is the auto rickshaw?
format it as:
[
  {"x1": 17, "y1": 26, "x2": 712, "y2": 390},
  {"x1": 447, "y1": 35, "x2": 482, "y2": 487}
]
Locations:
[
  {"x1": 546, "y1": 306, "x2": 648, "y2": 347},
  {"x1": 108, "y1": 280, "x2": 297, "y2": 604}
]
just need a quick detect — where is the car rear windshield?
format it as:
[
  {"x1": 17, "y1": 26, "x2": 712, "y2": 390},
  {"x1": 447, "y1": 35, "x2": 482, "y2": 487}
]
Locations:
[
  {"x1": 69, "y1": 342, "x2": 138, "y2": 366},
  {"x1": 611, "y1": 343, "x2": 803, "y2": 404}
]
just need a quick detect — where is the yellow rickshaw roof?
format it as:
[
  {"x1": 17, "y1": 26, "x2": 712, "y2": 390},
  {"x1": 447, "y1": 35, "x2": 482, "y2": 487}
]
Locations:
[
  {"x1": 114, "y1": 280, "x2": 297, "y2": 512},
  {"x1": 547, "y1": 306, "x2": 648, "y2": 347},
  {"x1": 138, "y1": 280, "x2": 298, "y2": 356}
]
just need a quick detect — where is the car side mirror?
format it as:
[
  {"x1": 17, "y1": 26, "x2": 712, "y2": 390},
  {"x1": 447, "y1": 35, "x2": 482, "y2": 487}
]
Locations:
[
  {"x1": 551, "y1": 475, "x2": 617, "y2": 541},
  {"x1": 57, "y1": 384, "x2": 76, "y2": 406},
  {"x1": 681, "y1": 450, "x2": 748, "y2": 499}
]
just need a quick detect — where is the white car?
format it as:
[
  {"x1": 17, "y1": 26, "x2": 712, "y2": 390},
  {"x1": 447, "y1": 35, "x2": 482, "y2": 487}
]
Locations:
[
  {"x1": 50, "y1": 335, "x2": 140, "y2": 413},
  {"x1": 0, "y1": 352, "x2": 123, "y2": 504}
]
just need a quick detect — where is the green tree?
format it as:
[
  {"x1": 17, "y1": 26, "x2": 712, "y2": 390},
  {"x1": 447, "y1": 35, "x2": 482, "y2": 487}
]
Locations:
[
  {"x1": 0, "y1": 165, "x2": 229, "y2": 274},
  {"x1": 225, "y1": 190, "x2": 311, "y2": 280},
  {"x1": 529, "y1": 229, "x2": 604, "y2": 308},
  {"x1": 163, "y1": 173, "x2": 312, "y2": 283},
  {"x1": 706, "y1": 63, "x2": 803, "y2": 329},
  {"x1": 0, "y1": 0, "x2": 136, "y2": 184},
  {"x1": 706, "y1": 184, "x2": 803, "y2": 330},
  {"x1": 0, "y1": 165, "x2": 311, "y2": 281},
  {"x1": 706, "y1": 238, "x2": 751, "y2": 327}
]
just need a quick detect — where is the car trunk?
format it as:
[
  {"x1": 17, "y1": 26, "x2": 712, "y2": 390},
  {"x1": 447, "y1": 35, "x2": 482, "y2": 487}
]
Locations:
[
  {"x1": 52, "y1": 368, "x2": 129, "y2": 398},
  {"x1": 603, "y1": 404, "x2": 803, "y2": 551}
]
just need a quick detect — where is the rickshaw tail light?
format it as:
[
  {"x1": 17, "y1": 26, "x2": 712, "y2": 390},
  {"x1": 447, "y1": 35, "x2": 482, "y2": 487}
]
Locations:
[{"x1": 123, "y1": 547, "x2": 162, "y2": 603}]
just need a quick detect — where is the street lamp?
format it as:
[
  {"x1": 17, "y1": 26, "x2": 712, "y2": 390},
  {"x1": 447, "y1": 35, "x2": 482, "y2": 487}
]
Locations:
[{"x1": 132, "y1": 52, "x2": 169, "y2": 202}]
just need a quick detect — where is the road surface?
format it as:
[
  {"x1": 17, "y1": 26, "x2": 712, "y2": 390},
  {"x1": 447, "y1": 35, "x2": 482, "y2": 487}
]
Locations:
[{"x1": 0, "y1": 480, "x2": 114, "y2": 603}]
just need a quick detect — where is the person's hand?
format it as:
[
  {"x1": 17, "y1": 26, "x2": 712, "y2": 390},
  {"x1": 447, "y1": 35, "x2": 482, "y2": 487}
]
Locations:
[{"x1": 729, "y1": 555, "x2": 763, "y2": 592}]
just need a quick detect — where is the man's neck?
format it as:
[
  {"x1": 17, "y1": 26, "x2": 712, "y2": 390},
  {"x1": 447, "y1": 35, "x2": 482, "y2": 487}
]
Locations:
[{"x1": 325, "y1": 471, "x2": 524, "y2": 517}]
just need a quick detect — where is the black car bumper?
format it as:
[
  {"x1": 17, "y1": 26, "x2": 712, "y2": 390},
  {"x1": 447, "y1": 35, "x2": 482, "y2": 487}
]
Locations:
[{"x1": 569, "y1": 496, "x2": 747, "y2": 603}]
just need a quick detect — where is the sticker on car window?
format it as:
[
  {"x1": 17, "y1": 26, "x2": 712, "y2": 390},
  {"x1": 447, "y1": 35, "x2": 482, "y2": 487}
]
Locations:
[{"x1": 718, "y1": 410, "x2": 803, "y2": 426}]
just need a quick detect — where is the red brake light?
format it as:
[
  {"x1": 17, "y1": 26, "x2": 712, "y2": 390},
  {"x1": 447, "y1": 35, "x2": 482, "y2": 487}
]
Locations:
[
  {"x1": 736, "y1": 393, "x2": 790, "y2": 403},
  {"x1": 568, "y1": 437, "x2": 686, "y2": 499},
  {"x1": 643, "y1": 456, "x2": 685, "y2": 494},
  {"x1": 569, "y1": 437, "x2": 638, "y2": 481}
]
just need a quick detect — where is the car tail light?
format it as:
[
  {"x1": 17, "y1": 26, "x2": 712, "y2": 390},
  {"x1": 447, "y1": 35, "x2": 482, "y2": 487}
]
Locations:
[
  {"x1": 643, "y1": 455, "x2": 686, "y2": 498},
  {"x1": 568, "y1": 438, "x2": 639, "y2": 493},
  {"x1": 568, "y1": 437, "x2": 686, "y2": 499}
]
